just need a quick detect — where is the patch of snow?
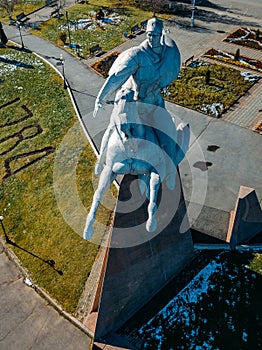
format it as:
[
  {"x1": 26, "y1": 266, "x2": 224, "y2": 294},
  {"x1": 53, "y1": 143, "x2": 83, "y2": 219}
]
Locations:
[
  {"x1": 241, "y1": 71, "x2": 260, "y2": 82},
  {"x1": 0, "y1": 52, "x2": 44, "y2": 76},
  {"x1": 23, "y1": 277, "x2": 34, "y2": 287},
  {"x1": 189, "y1": 61, "x2": 209, "y2": 68},
  {"x1": 216, "y1": 49, "x2": 234, "y2": 60},
  {"x1": 162, "y1": 87, "x2": 171, "y2": 96},
  {"x1": 138, "y1": 260, "x2": 223, "y2": 345},
  {"x1": 202, "y1": 103, "x2": 224, "y2": 117},
  {"x1": 242, "y1": 331, "x2": 248, "y2": 342}
]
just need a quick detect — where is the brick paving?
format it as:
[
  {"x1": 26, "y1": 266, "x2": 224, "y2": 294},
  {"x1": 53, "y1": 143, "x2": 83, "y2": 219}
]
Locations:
[
  {"x1": 211, "y1": 41, "x2": 262, "y2": 131},
  {"x1": 223, "y1": 79, "x2": 262, "y2": 130}
]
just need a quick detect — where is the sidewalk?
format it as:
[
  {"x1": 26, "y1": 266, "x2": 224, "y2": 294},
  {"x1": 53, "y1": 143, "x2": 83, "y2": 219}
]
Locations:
[
  {"x1": 1, "y1": 1, "x2": 262, "y2": 348},
  {"x1": 0, "y1": 242, "x2": 91, "y2": 350},
  {"x1": 20, "y1": 0, "x2": 77, "y2": 29}
]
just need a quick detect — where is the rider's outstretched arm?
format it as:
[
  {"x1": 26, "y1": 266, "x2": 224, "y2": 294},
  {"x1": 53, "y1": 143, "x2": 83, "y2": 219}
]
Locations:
[
  {"x1": 93, "y1": 73, "x2": 131, "y2": 117},
  {"x1": 93, "y1": 51, "x2": 138, "y2": 117}
]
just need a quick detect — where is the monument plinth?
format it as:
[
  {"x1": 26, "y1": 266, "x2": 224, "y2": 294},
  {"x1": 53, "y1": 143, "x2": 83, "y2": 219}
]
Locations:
[
  {"x1": 81, "y1": 18, "x2": 194, "y2": 348},
  {"x1": 84, "y1": 173, "x2": 194, "y2": 347},
  {"x1": 226, "y1": 186, "x2": 262, "y2": 249}
]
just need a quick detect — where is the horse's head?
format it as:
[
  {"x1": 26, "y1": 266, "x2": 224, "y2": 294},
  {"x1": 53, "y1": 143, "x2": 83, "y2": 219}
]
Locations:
[{"x1": 114, "y1": 89, "x2": 142, "y2": 141}]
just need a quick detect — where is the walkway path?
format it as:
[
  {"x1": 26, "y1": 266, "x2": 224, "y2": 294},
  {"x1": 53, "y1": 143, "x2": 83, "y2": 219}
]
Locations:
[
  {"x1": 22, "y1": 0, "x2": 77, "y2": 29},
  {"x1": 0, "y1": 242, "x2": 91, "y2": 349}
]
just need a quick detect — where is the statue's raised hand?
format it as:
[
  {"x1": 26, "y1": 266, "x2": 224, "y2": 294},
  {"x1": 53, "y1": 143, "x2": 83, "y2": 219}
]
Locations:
[{"x1": 93, "y1": 99, "x2": 103, "y2": 118}]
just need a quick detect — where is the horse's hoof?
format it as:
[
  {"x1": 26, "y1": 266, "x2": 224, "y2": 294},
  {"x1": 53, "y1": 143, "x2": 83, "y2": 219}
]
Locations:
[
  {"x1": 83, "y1": 226, "x2": 94, "y2": 240},
  {"x1": 146, "y1": 218, "x2": 157, "y2": 233},
  {"x1": 95, "y1": 162, "x2": 103, "y2": 175},
  {"x1": 83, "y1": 215, "x2": 95, "y2": 240}
]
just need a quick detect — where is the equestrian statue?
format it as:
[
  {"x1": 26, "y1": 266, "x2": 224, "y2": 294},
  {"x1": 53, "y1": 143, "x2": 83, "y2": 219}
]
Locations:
[{"x1": 83, "y1": 18, "x2": 190, "y2": 240}]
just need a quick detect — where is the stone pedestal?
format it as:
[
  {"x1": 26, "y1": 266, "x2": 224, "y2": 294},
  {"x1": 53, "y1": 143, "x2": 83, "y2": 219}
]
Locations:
[
  {"x1": 227, "y1": 186, "x2": 262, "y2": 249},
  {"x1": 86, "y1": 172, "x2": 194, "y2": 347}
]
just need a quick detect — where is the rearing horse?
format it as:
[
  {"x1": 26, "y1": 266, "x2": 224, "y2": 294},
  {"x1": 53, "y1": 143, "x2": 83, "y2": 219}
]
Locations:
[{"x1": 83, "y1": 92, "x2": 190, "y2": 240}]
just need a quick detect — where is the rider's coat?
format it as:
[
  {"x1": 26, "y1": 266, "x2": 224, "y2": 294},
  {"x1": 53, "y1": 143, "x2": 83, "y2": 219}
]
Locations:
[{"x1": 98, "y1": 34, "x2": 181, "y2": 108}]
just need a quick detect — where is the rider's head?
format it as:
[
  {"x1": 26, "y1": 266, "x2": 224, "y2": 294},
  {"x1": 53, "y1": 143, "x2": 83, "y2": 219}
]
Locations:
[{"x1": 146, "y1": 18, "x2": 163, "y2": 49}]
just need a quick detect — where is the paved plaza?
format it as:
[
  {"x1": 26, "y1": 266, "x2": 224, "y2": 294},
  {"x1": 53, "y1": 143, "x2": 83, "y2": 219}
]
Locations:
[{"x1": 1, "y1": 1, "x2": 262, "y2": 349}]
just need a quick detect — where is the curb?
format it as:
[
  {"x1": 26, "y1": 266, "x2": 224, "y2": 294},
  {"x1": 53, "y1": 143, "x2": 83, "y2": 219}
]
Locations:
[
  {"x1": 1, "y1": 43, "x2": 96, "y2": 341},
  {"x1": 0, "y1": 235, "x2": 94, "y2": 340}
]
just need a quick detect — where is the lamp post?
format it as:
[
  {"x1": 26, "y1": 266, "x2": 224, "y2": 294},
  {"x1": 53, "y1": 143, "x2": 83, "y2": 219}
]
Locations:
[
  {"x1": 60, "y1": 54, "x2": 67, "y2": 89},
  {"x1": 65, "y1": 11, "x2": 72, "y2": 48},
  {"x1": 0, "y1": 216, "x2": 11, "y2": 244},
  {"x1": 190, "y1": 0, "x2": 196, "y2": 28},
  {"x1": 17, "y1": 21, "x2": 24, "y2": 49}
]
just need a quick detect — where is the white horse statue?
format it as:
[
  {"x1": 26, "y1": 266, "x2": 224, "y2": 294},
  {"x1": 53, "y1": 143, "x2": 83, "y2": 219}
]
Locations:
[{"x1": 83, "y1": 91, "x2": 190, "y2": 240}]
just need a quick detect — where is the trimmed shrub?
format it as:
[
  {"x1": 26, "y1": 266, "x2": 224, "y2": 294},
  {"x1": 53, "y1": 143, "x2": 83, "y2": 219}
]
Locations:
[{"x1": 58, "y1": 31, "x2": 67, "y2": 44}]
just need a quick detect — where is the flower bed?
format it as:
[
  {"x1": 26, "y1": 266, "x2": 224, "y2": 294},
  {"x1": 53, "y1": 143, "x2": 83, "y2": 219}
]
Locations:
[
  {"x1": 162, "y1": 61, "x2": 258, "y2": 118},
  {"x1": 224, "y1": 27, "x2": 262, "y2": 51},
  {"x1": 203, "y1": 48, "x2": 262, "y2": 73},
  {"x1": 91, "y1": 51, "x2": 120, "y2": 77}
]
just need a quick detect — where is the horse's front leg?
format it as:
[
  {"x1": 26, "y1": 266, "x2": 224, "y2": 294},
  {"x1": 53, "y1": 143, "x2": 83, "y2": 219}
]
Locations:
[
  {"x1": 146, "y1": 172, "x2": 160, "y2": 233},
  {"x1": 83, "y1": 165, "x2": 115, "y2": 240}
]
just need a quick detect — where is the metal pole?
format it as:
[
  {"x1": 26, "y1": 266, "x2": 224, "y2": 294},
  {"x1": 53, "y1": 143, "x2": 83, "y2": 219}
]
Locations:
[
  {"x1": 60, "y1": 54, "x2": 67, "y2": 89},
  {"x1": 0, "y1": 216, "x2": 11, "y2": 244},
  {"x1": 65, "y1": 11, "x2": 71, "y2": 47},
  {"x1": 190, "y1": 0, "x2": 195, "y2": 28},
  {"x1": 17, "y1": 22, "x2": 25, "y2": 49}
]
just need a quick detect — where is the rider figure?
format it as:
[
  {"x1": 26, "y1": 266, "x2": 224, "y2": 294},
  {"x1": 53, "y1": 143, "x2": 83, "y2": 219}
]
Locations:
[{"x1": 93, "y1": 18, "x2": 181, "y2": 188}]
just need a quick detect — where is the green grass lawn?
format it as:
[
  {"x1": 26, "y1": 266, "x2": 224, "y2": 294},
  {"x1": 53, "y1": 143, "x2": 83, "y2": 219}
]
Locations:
[
  {"x1": 0, "y1": 46, "x2": 112, "y2": 314},
  {"x1": 0, "y1": 0, "x2": 45, "y2": 22},
  {"x1": 28, "y1": 0, "x2": 171, "y2": 56}
]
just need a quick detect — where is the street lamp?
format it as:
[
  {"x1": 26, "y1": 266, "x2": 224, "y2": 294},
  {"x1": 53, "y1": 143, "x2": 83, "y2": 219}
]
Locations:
[
  {"x1": 60, "y1": 54, "x2": 67, "y2": 89},
  {"x1": 190, "y1": 0, "x2": 196, "y2": 28},
  {"x1": 16, "y1": 21, "x2": 24, "y2": 49},
  {"x1": 0, "y1": 216, "x2": 12, "y2": 244},
  {"x1": 65, "y1": 11, "x2": 72, "y2": 47}
]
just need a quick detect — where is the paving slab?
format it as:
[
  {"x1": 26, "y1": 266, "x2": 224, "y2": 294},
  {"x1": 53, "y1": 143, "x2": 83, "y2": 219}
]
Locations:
[
  {"x1": 0, "y1": 245, "x2": 91, "y2": 350},
  {"x1": 167, "y1": 101, "x2": 262, "y2": 238}
]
